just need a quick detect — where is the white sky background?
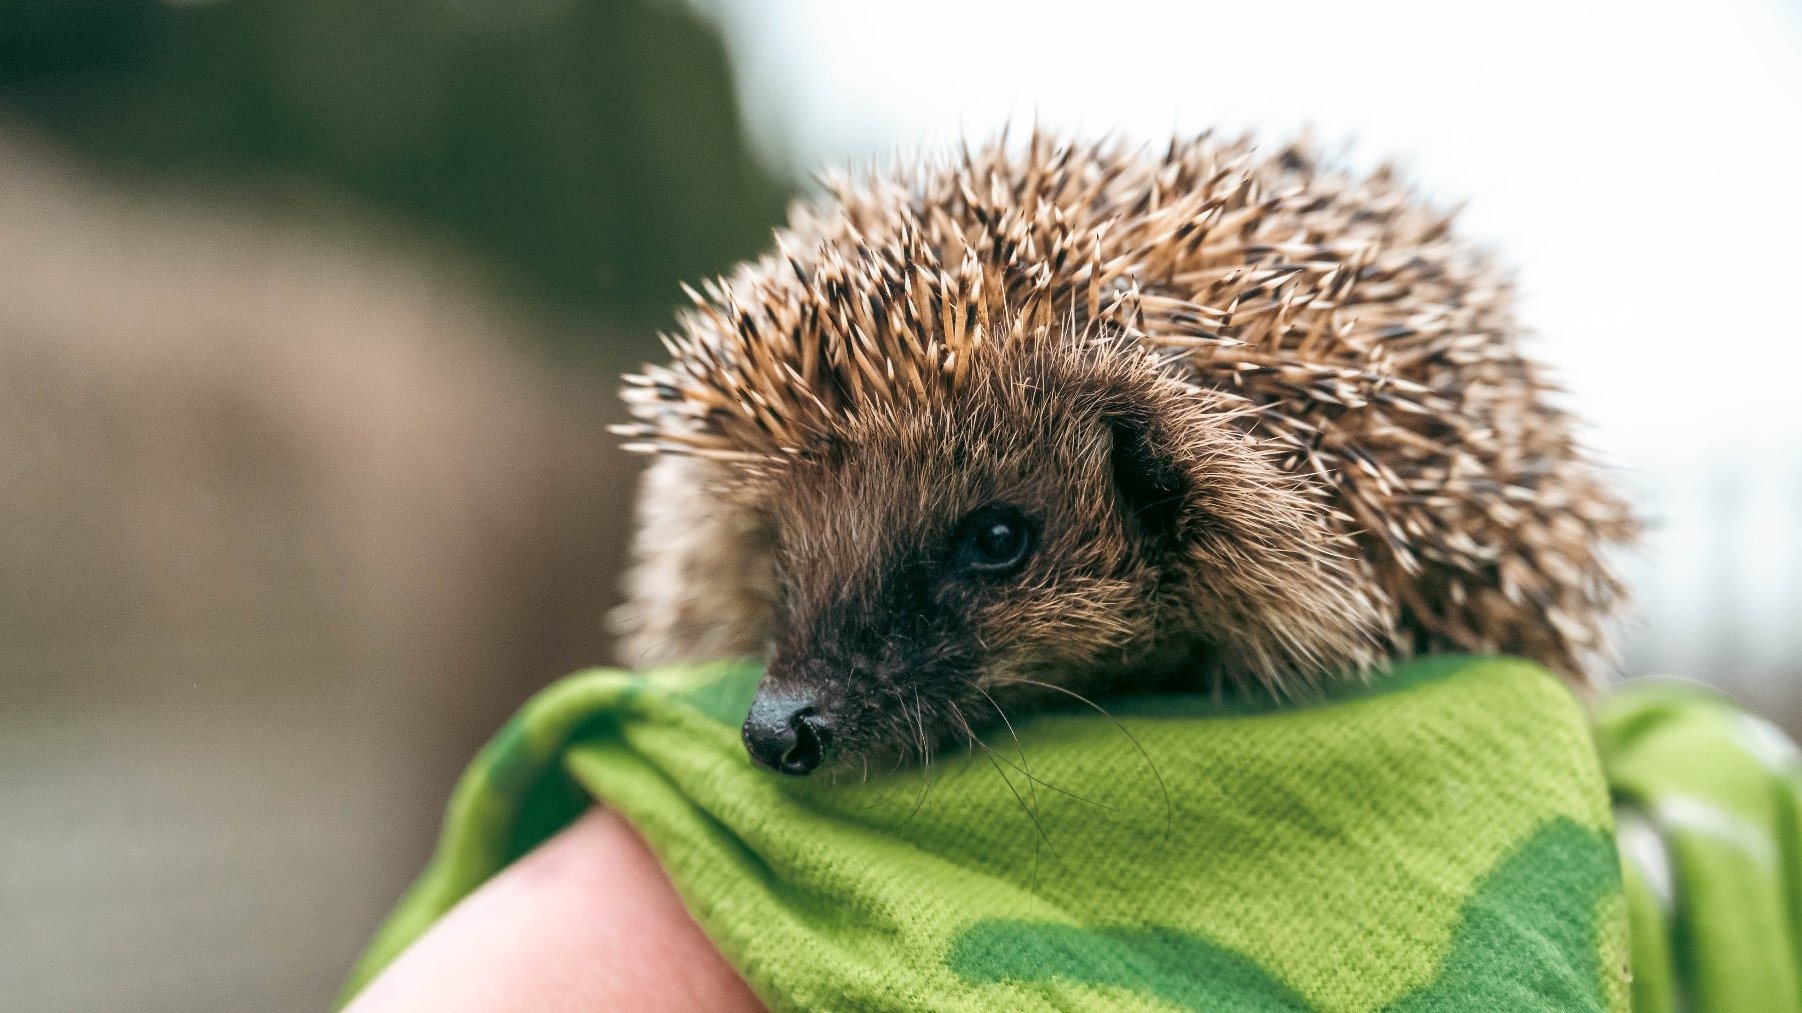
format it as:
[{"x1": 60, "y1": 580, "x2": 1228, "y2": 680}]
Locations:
[{"x1": 695, "y1": 0, "x2": 1802, "y2": 698}]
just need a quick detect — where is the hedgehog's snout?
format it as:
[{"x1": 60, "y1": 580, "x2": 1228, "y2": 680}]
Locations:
[{"x1": 743, "y1": 684, "x2": 834, "y2": 775}]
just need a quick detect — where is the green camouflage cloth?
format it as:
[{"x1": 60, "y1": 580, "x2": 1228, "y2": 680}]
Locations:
[
  {"x1": 339, "y1": 656, "x2": 1801, "y2": 1010},
  {"x1": 344, "y1": 656, "x2": 1802, "y2": 1002}
]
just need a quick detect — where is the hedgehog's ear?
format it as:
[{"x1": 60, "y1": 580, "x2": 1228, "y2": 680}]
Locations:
[{"x1": 1104, "y1": 405, "x2": 1193, "y2": 546}]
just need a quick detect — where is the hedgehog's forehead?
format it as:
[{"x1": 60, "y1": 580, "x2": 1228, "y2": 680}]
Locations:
[
  {"x1": 759, "y1": 396, "x2": 1103, "y2": 535},
  {"x1": 736, "y1": 346, "x2": 1136, "y2": 507}
]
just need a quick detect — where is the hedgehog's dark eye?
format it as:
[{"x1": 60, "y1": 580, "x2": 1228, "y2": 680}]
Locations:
[{"x1": 954, "y1": 504, "x2": 1035, "y2": 575}]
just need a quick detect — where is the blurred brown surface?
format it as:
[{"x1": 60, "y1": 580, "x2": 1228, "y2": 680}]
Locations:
[
  {"x1": 0, "y1": 0, "x2": 792, "y2": 333},
  {"x1": 0, "y1": 133, "x2": 638, "y2": 1012}
]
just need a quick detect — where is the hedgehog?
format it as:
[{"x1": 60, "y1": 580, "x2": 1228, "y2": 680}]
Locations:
[{"x1": 612, "y1": 131, "x2": 1637, "y2": 776}]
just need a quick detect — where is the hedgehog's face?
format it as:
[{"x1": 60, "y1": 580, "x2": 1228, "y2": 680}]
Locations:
[{"x1": 739, "y1": 346, "x2": 1315, "y2": 775}]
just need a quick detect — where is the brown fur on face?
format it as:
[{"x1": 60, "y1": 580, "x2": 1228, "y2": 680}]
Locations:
[
  {"x1": 613, "y1": 131, "x2": 1638, "y2": 771},
  {"x1": 741, "y1": 338, "x2": 1385, "y2": 764}
]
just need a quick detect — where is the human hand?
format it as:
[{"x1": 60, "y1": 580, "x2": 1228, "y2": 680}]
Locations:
[{"x1": 344, "y1": 808, "x2": 764, "y2": 1012}]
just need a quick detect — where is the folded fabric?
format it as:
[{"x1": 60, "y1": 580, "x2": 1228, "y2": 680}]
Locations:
[
  {"x1": 342, "y1": 655, "x2": 1670, "y2": 1010},
  {"x1": 1599, "y1": 680, "x2": 1802, "y2": 1013}
]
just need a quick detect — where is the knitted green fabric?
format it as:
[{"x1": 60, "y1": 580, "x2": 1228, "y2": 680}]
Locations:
[
  {"x1": 1599, "y1": 681, "x2": 1802, "y2": 1013},
  {"x1": 341, "y1": 655, "x2": 1655, "y2": 1010}
]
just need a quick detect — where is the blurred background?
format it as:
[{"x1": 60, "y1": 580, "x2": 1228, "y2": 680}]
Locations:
[{"x1": 1, "y1": 0, "x2": 1797, "y2": 1009}]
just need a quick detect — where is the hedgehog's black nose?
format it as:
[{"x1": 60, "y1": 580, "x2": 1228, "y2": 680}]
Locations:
[{"x1": 743, "y1": 688, "x2": 832, "y2": 775}]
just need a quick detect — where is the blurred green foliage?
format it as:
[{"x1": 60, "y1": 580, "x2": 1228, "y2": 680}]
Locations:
[{"x1": 0, "y1": 0, "x2": 793, "y2": 339}]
